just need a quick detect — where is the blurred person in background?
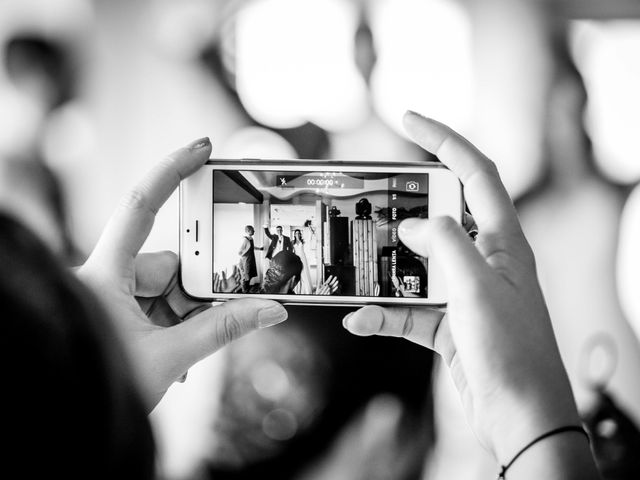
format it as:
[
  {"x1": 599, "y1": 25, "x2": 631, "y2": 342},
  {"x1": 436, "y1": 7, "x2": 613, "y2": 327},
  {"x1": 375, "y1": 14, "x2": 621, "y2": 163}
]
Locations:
[
  {"x1": 0, "y1": 34, "x2": 82, "y2": 262},
  {"x1": 2, "y1": 212, "x2": 156, "y2": 480}
]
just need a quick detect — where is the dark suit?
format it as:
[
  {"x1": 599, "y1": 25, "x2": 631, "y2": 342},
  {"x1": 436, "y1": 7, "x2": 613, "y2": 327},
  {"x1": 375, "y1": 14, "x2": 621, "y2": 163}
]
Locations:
[{"x1": 264, "y1": 227, "x2": 293, "y2": 260}]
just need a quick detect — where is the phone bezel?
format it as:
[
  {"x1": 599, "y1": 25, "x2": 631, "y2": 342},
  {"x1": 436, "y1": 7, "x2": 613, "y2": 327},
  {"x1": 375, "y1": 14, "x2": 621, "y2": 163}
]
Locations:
[{"x1": 179, "y1": 159, "x2": 464, "y2": 306}]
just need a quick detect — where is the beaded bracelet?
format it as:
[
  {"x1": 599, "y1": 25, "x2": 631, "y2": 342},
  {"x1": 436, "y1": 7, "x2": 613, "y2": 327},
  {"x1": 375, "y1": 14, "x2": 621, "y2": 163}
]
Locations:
[{"x1": 497, "y1": 425, "x2": 589, "y2": 479}]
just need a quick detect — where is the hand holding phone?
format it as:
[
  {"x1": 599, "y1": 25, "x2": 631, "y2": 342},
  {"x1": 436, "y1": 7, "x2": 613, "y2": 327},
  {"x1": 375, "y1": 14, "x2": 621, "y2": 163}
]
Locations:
[
  {"x1": 342, "y1": 113, "x2": 597, "y2": 477},
  {"x1": 77, "y1": 138, "x2": 288, "y2": 409}
]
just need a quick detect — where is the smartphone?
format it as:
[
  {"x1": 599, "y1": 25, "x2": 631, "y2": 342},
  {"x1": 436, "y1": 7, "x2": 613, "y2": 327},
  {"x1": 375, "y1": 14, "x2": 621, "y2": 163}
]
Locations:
[{"x1": 180, "y1": 159, "x2": 464, "y2": 306}]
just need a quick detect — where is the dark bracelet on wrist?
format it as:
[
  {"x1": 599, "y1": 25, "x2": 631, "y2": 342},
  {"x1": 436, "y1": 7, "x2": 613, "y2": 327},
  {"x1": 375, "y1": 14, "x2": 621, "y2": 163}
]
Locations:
[{"x1": 497, "y1": 425, "x2": 590, "y2": 479}]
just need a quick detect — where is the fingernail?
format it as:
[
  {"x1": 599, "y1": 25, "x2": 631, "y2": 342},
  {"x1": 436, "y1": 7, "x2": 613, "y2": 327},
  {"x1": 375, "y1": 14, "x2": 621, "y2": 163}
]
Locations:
[
  {"x1": 398, "y1": 218, "x2": 424, "y2": 238},
  {"x1": 258, "y1": 304, "x2": 288, "y2": 328},
  {"x1": 405, "y1": 109, "x2": 427, "y2": 120},
  {"x1": 342, "y1": 312, "x2": 355, "y2": 329},
  {"x1": 188, "y1": 137, "x2": 210, "y2": 150}
]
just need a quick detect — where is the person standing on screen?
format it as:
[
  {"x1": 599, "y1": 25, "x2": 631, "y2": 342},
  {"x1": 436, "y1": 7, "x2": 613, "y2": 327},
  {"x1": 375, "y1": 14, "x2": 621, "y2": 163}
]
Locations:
[
  {"x1": 238, "y1": 225, "x2": 263, "y2": 293},
  {"x1": 293, "y1": 229, "x2": 313, "y2": 294},
  {"x1": 264, "y1": 224, "x2": 292, "y2": 261}
]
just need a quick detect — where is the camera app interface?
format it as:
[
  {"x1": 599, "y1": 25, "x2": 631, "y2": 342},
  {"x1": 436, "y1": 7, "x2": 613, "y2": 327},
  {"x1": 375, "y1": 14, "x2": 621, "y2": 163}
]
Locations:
[{"x1": 212, "y1": 169, "x2": 429, "y2": 298}]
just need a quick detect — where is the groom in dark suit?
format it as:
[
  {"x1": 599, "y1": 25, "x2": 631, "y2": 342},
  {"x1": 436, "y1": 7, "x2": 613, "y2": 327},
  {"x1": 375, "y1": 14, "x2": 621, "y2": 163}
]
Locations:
[{"x1": 264, "y1": 225, "x2": 293, "y2": 261}]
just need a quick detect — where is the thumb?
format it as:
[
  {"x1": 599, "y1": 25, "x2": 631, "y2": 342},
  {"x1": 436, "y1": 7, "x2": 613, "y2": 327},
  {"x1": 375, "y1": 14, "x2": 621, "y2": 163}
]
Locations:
[
  {"x1": 138, "y1": 298, "x2": 287, "y2": 399},
  {"x1": 398, "y1": 216, "x2": 489, "y2": 295}
]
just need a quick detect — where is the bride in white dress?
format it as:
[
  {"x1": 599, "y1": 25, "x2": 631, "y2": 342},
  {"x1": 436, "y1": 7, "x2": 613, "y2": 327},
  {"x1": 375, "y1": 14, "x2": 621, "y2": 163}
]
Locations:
[{"x1": 293, "y1": 229, "x2": 313, "y2": 294}]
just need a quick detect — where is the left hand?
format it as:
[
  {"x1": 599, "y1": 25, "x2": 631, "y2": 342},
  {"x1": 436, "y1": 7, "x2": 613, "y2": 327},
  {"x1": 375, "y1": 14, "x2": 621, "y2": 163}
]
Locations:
[
  {"x1": 77, "y1": 138, "x2": 288, "y2": 409},
  {"x1": 214, "y1": 266, "x2": 241, "y2": 293}
]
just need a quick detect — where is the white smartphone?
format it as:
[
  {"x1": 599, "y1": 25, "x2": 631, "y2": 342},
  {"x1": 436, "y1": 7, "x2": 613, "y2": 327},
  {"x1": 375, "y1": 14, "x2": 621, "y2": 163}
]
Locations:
[{"x1": 179, "y1": 159, "x2": 464, "y2": 306}]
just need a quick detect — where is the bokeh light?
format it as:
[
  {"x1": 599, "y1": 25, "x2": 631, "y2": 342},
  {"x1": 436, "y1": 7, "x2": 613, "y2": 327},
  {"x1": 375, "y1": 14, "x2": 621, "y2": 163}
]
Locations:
[
  {"x1": 571, "y1": 20, "x2": 640, "y2": 184},
  {"x1": 235, "y1": 0, "x2": 369, "y2": 131}
]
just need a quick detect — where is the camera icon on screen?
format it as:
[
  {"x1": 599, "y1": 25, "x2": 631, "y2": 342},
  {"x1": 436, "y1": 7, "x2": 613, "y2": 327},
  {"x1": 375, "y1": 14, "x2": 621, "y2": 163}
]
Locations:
[{"x1": 405, "y1": 180, "x2": 420, "y2": 192}]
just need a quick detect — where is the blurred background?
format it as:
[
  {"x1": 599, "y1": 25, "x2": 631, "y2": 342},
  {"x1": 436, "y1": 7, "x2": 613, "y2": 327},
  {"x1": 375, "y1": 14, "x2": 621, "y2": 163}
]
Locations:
[{"x1": 2, "y1": 0, "x2": 640, "y2": 478}]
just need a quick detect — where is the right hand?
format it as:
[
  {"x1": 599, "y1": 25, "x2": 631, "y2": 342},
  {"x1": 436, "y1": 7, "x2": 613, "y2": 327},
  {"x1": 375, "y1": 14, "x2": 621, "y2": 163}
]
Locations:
[
  {"x1": 342, "y1": 112, "x2": 583, "y2": 464},
  {"x1": 316, "y1": 275, "x2": 339, "y2": 295}
]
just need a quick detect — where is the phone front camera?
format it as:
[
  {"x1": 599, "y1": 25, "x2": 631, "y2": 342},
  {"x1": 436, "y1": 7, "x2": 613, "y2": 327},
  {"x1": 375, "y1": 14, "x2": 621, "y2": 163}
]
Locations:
[{"x1": 195, "y1": 251, "x2": 200, "y2": 256}]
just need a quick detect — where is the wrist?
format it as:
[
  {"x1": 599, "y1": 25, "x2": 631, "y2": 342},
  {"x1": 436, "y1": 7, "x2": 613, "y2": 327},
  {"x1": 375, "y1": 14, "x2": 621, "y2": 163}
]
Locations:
[
  {"x1": 500, "y1": 426, "x2": 597, "y2": 480},
  {"x1": 488, "y1": 388, "x2": 582, "y2": 463}
]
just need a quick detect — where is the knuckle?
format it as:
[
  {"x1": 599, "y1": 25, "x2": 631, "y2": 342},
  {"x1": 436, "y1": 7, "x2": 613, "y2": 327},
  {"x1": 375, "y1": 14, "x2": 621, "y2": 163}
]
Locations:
[
  {"x1": 401, "y1": 309, "x2": 415, "y2": 338},
  {"x1": 483, "y1": 157, "x2": 499, "y2": 175},
  {"x1": 120, "y1": 187, "x2": 149, "y2": 212},
  {"x1": 519, "y1": 244, "x2": 538, "y2": 271},
  {"x1": 428, "y1": 216, "x2": 458, "y2": 236}
]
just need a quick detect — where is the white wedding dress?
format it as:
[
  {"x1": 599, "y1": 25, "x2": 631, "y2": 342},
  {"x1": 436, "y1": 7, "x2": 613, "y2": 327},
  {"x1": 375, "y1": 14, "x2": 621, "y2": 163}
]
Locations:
[{"x1": 294, "y1": 241, "x2": 313, "y2": 294}]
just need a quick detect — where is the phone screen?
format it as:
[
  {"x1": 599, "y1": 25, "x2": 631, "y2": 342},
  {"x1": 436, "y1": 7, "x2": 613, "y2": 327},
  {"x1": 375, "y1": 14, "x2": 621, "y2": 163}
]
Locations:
[{"x1": 212, "y1": 169, "x2": 429, "y2": 298}]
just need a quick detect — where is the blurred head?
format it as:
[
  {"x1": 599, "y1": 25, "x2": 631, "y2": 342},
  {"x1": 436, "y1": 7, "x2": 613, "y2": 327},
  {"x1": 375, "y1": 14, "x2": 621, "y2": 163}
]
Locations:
[
  {"x1": 0, "y1": 213, "x2": 155, "y2": 479},
  {"x1": 276, "y1": 226, "x2": 283, "y2": 236},
  {"x1": 245, "y1": 225, "x2": 255, "y2": 236},
  {"x1": 0, "y1": 156, "x2": 79, "y2": 262},
  {"x1": 293, "y1": 229, "x2": 303, "y2": 243},
  {"x1": 205, "y1": 307, "x2": 435, "y2": 480},
  {"x1": 262, "y1": 251, "x2": 302, "y2": 294}
]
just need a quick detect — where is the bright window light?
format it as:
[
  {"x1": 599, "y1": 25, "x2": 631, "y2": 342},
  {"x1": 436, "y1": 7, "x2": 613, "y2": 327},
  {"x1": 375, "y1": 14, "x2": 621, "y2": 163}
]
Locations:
[
  {"x1": 235, "y1": 0, "x2": 369, "y2": 131},
  {"x1": 219, "y1": 126, "x2": 298, "y2": 159},
  {"x1": 369, "y1": 0, "x2": 473, "y2": 136},
  {"x1": 570, "y1": 20, "x2": 640, "y2": 184},
  {"x1": 617, "y1": 183, "x2": 640, "y2": 342}
]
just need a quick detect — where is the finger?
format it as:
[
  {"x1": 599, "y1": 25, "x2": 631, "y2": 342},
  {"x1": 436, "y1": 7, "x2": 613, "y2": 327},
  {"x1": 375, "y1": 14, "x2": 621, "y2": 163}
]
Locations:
[
  {"x1": 222, "y1": 270, "x2": 227, "y2": 281},
  {"x1": 91, "y1": 137, "x2": 212, "y2": 273},
  {"x1": 403, "y1": 111, "x2": 522, "y2": 241},
  {"x1": 342, "y1": 305, "x2": 453, "y2": 359},
  {"x1": 398, "y1": 216, "x2": 491, "y2": 295},
  {"x1": 136, "y1": 251, "x2": 210, "y2": 320},
  {"x1": 135, "y1": 251, "x2": 178, "y2": 297},
  {"x1": 144, "y1": 298, "x2": 288, "y2": 382}
]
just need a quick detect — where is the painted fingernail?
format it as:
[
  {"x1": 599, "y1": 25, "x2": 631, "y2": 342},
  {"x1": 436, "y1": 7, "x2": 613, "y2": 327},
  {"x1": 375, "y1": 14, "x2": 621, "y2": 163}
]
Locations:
[
  {"x1": 398, "y1": 218, "x2": 424, "y2": 238},
  {"x1": 258, "y1": 304, "x2": 288, "y2": 328},
  {"x1": 188, "y1": 137, "x2": 210, "y2": 150},
  {"x1": 404, "y1": 109, "x2": 427, "y2": 119},
  {"x1": 342, "y1": 312, "x2": 355, "y2": 329}
]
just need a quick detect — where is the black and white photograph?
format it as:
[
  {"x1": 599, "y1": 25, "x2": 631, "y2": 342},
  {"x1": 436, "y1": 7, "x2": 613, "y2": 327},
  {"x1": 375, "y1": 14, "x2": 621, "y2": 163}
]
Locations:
[
  {"x1": 3, "y1": 1, "x2": 640, "y2": 479},
  {"x1": 212, "y1": 169, "x2": 429, "y2": 297}
]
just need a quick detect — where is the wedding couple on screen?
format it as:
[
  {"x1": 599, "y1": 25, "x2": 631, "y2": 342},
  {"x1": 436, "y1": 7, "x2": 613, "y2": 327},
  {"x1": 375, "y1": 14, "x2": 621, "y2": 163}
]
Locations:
[{"x1": 238, "y1": 224, "x2": 312, "y2": 294}]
